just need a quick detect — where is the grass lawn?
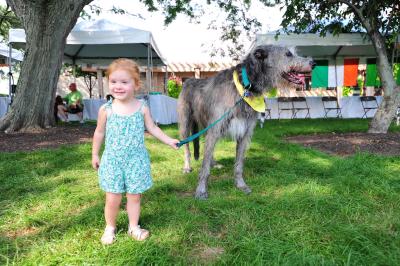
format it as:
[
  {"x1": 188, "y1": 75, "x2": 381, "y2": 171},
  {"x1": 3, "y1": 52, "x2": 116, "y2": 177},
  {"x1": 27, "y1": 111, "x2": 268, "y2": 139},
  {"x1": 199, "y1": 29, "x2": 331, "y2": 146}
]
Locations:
[{"x1": 1, "y1": 119, "x2": 399, "y2": 265}]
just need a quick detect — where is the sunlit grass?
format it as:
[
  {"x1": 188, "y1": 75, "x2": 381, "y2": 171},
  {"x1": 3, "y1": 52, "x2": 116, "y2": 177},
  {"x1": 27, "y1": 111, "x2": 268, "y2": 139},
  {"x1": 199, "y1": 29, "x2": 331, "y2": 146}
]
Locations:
[{"x1": 0, "y1": 118, "x2": 399, "y2": 264}]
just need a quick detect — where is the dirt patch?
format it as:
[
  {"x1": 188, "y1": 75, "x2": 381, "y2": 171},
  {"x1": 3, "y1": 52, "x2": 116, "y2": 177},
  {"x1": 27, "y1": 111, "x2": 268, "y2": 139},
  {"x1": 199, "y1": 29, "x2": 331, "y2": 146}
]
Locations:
[
  {"x1": 286, "y1": 132, "x2": 400, "y2": 156},
  {"x1": 193, "y1": 245, "x2": 224, "y2": 264},
  {"x1": 4, "y1": 226, "x2": 40, "y2": 239},
  {"x1": 0, "y1": 124, "x2": 95, "y2": 152},
  {"x1": 1, "y1": 125, "x2": 399, "y2": 157}
]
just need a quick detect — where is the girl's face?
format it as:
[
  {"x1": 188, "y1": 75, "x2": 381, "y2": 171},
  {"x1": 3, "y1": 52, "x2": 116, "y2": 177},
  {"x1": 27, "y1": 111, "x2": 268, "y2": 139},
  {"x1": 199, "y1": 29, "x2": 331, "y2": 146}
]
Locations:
[{"x1": 108, "y1": 69, "x2": 137, "y2": 101}]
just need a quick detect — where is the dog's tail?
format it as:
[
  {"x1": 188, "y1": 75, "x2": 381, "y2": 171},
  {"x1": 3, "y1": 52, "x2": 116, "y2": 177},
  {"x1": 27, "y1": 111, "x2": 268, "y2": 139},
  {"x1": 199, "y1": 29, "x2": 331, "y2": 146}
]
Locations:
[
  {"x1": 192, "y1": 122, "x2": 199, "y2": 160},
  {"x1": 177, "y1": 90, "x2": 195, "y2": 157}
]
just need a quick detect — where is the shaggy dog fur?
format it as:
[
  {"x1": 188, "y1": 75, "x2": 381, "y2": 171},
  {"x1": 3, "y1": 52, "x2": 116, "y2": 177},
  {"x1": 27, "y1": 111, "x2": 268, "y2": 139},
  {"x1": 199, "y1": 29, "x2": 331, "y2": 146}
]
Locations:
[{"x1": 178, "y1": 45, "x2": 315, "y2": 199}]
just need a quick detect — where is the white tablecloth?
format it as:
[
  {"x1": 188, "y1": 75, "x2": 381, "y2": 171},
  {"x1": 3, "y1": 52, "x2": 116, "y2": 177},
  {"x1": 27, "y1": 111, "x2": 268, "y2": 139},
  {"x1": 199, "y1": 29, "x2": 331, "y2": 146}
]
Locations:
[
  {"x1": 83, "y1": 99, "x2": 107, "y2": 120},
  {"x1": 0, "y1": 97, "x2": 106, "y2": 121},
  {"x1": 83, "y1": 95, "x2": 178, "y2": 124},
  {"x1": 0, "y1": 95, "x2": 382, "y2": 121},
  {"x1": 265, "y1": 96, "x2": 383, "y2": 119},
  {"x1": 148, "y1": 94, "x2": 178, "y2": 125},
  {"x1": 0, "y1": 97, "x2": 9, "y2": 118}
]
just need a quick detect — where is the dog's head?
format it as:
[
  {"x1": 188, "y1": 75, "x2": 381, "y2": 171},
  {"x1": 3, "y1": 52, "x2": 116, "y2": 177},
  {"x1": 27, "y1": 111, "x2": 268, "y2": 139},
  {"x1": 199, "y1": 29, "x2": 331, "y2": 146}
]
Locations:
[{"x1": 243, "y1": 45, "x2": 315, "y2": 94}]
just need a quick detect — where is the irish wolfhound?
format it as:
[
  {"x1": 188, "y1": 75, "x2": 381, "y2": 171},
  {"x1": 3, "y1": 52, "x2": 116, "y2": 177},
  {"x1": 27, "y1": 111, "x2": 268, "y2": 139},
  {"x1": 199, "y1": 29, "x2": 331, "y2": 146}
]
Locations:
[{"x1": 178, "y1": 45, "x2": 315, "y2": 199}]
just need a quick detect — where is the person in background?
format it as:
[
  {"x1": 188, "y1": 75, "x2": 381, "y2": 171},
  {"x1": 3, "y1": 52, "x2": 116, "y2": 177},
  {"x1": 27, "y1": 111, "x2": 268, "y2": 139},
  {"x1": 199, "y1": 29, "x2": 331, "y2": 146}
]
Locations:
[
  {"x1": 54, "y1": 95, "x2": 68, "y2": 122},
  {"x1": 63, "y1": 83, "x2": 84, "y2": 123}
]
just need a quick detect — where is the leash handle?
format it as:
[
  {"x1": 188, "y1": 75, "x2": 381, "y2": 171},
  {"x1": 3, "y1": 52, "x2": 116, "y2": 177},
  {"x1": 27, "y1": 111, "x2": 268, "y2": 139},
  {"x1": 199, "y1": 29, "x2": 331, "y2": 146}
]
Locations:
[{"x1": 176, "y1": 140, "x2": 187, "y2": 148}]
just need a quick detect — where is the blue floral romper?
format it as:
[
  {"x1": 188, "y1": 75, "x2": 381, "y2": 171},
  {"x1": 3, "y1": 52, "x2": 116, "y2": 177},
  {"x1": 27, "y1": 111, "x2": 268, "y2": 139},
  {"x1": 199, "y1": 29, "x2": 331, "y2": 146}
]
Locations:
[{"x1": 98, "y1": 100, "x2": 152, "y2": 194}]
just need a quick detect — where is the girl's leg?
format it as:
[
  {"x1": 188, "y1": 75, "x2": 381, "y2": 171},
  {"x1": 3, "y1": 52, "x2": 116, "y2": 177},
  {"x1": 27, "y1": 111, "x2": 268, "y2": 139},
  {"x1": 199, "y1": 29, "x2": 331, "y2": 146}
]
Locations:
[
  {"x1": 126, "y1": 193, "x2": 141, "y2": 228},
  {"x1": 101, "y1": 192, "x2": 122, "y2": 245},
  {"x1": 105, "y1": 192, "x2": 122, "y2": 228},
  {"x1": 126, "y1": 193, "x2": 149, "y2": 241}
]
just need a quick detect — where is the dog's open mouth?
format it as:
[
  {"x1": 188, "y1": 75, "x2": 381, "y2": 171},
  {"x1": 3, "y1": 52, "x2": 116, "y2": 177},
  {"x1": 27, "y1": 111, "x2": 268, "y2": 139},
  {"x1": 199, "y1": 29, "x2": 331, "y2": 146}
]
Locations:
[{"x1": 281, "y1": 71, "x2": 305, "y2": 85}]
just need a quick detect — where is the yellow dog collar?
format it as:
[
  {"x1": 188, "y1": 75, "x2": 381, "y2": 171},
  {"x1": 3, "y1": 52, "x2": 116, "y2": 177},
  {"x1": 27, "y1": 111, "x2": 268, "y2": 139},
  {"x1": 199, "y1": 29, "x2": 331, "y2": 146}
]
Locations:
[{"x1": 233, "y1": 70, "x2": 265, "y2": 112}]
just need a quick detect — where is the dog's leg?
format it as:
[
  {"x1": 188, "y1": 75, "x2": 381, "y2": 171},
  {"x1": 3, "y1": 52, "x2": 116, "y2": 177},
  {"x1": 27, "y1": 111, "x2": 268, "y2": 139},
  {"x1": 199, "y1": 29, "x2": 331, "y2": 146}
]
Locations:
[
  {"x1": 178, "y1": 99, "x2": 193, "y2": 173},
  {"x1": 234, "y1": 135, "x2": 252, "y2": 194},
  {"x1": 195, "y1": 133, "x2": 218, "y2": 199},
  {"x1": 183, "y1": 143, "x2": 192, "y2": 173},
  {"x1": 210, "y1": 156, "x2": 224, "y2": 169}
]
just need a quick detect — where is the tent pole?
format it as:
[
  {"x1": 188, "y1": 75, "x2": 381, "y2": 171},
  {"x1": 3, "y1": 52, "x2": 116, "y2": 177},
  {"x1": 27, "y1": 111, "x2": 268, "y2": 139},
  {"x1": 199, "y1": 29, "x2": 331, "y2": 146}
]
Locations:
[
  {"x1": 97, "y1": 69, "x2": 103, "y2": 99},
  {"x1": 150, "y1": 43, "x2": 153, "y2": 92},
  {"x1": 8, "y1": 43, "x2": 12, "y2": 110},
  {"x1": 164, "y1": 65, "x2": 168, "y2": 94},
  {"x1": 147, "y1": 43, "x2": 151, "y2": 93}
]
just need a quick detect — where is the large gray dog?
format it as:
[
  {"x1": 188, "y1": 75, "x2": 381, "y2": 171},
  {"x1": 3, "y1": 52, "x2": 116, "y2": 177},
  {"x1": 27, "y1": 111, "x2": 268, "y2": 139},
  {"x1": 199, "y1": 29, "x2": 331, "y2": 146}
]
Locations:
[{"x1": 178, "y1": 45, "x2": 315, "y2": 199}]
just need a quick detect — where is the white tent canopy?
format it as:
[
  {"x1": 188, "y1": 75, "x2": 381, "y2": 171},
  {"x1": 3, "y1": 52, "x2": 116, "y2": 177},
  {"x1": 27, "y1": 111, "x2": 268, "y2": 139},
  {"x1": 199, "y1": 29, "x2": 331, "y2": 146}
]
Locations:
[
  {"x1": 9, "y1": 19, "x2": 166, "y2": 66},
  {"x1": 255, "y1": 33, "x2": 376, "y2": 58},
  {"x1": 0, "y1": 43, "x2": 23, "y2": 62},
  {"x1": 8, "y1": 19, "x2": 167, "y2": 95}
]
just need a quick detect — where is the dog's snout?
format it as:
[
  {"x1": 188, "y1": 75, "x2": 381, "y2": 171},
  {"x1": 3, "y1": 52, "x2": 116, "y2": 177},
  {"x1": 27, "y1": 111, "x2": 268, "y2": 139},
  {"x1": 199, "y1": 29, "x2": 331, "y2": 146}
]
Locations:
[{"x1": 310, "y1": 60, "x2": 317, "y2": 69}]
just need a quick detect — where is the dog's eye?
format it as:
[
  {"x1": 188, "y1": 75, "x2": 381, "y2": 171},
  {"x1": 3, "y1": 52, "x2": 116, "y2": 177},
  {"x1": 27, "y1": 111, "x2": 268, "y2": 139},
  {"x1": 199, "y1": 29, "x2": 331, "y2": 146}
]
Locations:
[{"x1": 286, "y1": 51, "x2": 293, "y2": 57}]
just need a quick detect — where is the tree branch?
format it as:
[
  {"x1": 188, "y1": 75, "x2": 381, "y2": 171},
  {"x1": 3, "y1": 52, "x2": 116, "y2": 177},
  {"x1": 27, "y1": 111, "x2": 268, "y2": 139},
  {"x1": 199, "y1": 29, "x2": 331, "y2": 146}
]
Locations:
[
  {"x1": 328, "y1": 0, "x2": 372, "y2": 33},
  {"x1": 0, "y1": 4, "x2": 11, "y2": 27},
  {"x1": 328, "y1": 0, "x2": 365, "y2": 14}
]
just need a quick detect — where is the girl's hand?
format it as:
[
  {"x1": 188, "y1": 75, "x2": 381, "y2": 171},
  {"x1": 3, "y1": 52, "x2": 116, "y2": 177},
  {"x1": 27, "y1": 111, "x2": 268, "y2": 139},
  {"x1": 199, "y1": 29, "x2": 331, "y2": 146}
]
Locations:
[
  {"x1": 92, "y1": 155, "x2": 100, "y2": 170},
  {"x1": 168, "y1": 139, "x2": 180, "y2": 150}
]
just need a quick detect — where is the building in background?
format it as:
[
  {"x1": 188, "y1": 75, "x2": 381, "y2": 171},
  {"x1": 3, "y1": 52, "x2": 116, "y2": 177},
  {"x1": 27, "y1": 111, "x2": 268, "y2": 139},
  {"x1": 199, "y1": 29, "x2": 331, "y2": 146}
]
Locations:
[{"x1": 57, "y1": 61, "x2": 236, "y2": 99}]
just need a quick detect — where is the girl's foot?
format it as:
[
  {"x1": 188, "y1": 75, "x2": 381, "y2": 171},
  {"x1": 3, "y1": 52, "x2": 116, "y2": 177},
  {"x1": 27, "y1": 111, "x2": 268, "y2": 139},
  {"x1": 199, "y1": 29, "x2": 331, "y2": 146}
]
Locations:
[
  {"x1": 128, "y1": 225, "x2": 149, "y2": 241},
  {"x1": 101, "y1": 226, "x2": 116, "y2": 245}
]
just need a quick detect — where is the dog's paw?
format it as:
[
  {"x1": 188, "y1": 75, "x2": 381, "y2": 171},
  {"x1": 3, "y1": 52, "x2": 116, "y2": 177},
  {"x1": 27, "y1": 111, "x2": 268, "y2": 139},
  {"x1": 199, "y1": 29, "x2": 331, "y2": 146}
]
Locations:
[
  {"x1": 212, "y1": 163, "x2": 224, "y2": 169},
  {"x1": 237, "y1": 185, "x2": 252, "y2": 194},
  {"x1": 194, "y1": 191, "x2": 208, "y2": 200},
  {"x1": 182, "y1": 167, "x2": 192, "y2": 174}
]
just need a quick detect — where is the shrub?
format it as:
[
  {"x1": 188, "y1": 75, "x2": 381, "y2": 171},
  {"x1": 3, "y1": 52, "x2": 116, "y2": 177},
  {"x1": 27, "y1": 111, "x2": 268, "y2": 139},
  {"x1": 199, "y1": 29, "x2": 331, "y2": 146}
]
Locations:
[
  {"x1": 265, "y1": 88, "x2": 278, "y2": 98},
  {"x1": 342, "y1": 86, "x2": 353, "y2": 97},
  {"x1": 167, "y1": 76, "x2": 182, "y2": 98}
]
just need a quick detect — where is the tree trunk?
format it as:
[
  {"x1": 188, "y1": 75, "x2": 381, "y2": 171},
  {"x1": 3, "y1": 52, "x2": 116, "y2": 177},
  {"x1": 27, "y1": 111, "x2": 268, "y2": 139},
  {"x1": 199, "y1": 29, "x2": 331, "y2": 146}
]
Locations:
[
  {"x1": 1, "y1": 0, "x2": 92, "y2": 132},
  {"x1": 368, "y1": 86, "x2": 400, "y2": 133},
  {"x1": 338, "y1": 1, "x2": 400, "y2": 133},
  {"x1": 367, "y1": 31, "x2": 399, "y2": 133}
]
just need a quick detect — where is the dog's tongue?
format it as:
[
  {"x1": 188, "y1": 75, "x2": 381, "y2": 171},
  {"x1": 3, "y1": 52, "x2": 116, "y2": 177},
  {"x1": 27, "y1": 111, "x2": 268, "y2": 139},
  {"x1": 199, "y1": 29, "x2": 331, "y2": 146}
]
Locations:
[{"x1": 282, "y1": 72, "x2": 304, "y2": 85}]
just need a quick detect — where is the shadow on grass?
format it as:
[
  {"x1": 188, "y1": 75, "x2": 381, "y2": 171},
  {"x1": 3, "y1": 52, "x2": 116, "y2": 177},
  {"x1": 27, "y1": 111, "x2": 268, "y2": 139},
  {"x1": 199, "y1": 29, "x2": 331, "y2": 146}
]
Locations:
[{"x1": 0, "y1": 200, "x2": 104, "y2": 264}]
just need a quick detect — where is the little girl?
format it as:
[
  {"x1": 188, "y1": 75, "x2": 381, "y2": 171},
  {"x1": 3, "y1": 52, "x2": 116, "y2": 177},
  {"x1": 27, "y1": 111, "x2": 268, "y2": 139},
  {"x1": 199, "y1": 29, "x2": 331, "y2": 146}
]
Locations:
[{"x1": 92, "y1": 58, "x2": 179, "y2": 245}]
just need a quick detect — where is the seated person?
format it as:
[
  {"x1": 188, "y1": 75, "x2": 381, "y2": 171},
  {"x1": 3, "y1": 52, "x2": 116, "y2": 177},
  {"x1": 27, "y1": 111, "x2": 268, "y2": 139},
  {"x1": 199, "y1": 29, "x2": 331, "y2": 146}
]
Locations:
[
  {"x1": 63, "y1": 83, "x2": 84, "y2": 123},
  {"x1": 54, "y1": 95, "x2": 68, "y2": 122}
]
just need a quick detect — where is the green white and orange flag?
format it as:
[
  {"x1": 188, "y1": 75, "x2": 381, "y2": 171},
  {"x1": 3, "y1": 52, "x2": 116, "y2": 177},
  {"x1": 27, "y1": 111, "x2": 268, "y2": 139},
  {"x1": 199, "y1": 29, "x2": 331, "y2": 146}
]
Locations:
[{"x1": 311, "y1": 58, "x2": 400, "y2": 89}]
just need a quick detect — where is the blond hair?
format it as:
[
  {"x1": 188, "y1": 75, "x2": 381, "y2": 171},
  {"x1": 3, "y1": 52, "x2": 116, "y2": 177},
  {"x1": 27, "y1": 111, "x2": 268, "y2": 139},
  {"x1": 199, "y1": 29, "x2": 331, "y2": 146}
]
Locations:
[{"x1": 106, "y1": 58, "x2": 141, "y2": 87}]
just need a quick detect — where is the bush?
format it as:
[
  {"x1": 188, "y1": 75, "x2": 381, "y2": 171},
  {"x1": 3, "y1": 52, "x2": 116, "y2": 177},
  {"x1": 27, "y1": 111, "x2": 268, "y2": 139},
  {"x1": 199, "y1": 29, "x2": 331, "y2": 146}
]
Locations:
[
  {"x1": 167, "y1": 77, "x2": 182, "y2": 98},
  {"x1": 265, "y1": 88, "x2": 278, "y2": 98},
  {"x1": 342, "y1": 86, "x2": 353, "y2": 97}
]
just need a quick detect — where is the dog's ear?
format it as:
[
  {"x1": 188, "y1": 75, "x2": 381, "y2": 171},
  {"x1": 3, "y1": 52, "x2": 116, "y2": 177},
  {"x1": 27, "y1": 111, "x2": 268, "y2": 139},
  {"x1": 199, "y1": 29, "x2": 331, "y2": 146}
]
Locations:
[{"x1": 254, "y1": 49, "x2": 268, "y2": 60}]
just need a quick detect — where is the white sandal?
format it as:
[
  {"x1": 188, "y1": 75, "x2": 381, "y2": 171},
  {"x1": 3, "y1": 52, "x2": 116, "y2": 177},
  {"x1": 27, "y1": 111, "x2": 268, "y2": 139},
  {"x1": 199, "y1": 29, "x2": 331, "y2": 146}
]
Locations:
[
  {"x1": 128, "y1": 225, "x2": 149, "y2": 241},
  {"x1": 101, "y1": 226, "x2": 116, "y2": 245}
]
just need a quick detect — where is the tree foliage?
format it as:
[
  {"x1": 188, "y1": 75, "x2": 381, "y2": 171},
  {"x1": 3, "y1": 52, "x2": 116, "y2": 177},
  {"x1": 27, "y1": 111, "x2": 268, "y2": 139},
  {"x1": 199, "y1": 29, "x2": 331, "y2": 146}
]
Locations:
[
  {"x1": 0, "y1": 4, "x2": 21, "y2": 40},
  {"x1": 278, "y1": 0, "x2": 399, "y2": 55}
]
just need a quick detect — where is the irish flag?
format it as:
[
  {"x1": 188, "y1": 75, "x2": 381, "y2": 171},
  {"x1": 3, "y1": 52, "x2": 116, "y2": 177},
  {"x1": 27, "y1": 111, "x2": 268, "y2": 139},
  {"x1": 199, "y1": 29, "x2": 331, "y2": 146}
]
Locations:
[
  {"x1": 311, "y1": 58, "x2": 359, "y2": 88},
  {"x1": 311, "y1": 58, "x2": 400, "y2": 88}
]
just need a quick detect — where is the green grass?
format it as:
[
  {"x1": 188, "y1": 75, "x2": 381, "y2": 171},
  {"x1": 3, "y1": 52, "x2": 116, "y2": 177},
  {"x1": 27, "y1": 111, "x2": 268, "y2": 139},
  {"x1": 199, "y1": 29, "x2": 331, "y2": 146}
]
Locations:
[{"x1": 1, "y1": 119, "x2": 400, "y2": 265}]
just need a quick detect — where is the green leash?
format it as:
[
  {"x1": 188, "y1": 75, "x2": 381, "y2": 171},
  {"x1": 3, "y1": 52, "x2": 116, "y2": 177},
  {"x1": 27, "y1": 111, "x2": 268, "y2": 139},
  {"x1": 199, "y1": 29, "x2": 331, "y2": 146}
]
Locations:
[{"x1": 176, "y1": 98, "x2": 243, "y2": 147}]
